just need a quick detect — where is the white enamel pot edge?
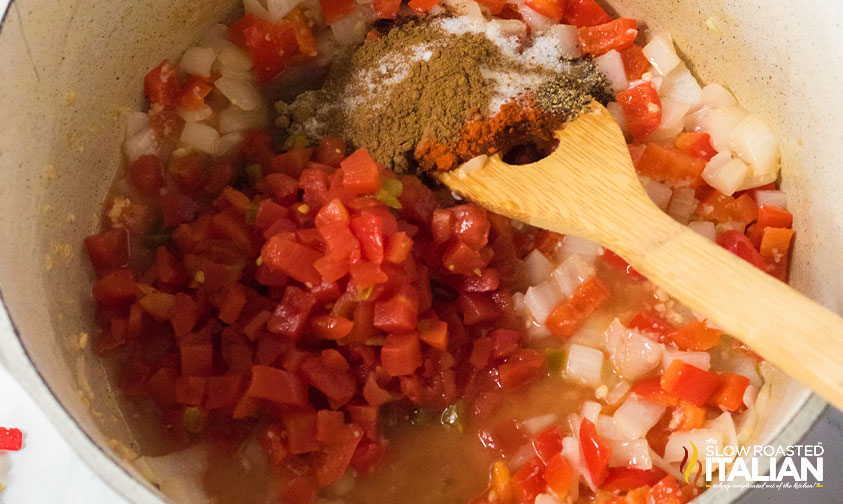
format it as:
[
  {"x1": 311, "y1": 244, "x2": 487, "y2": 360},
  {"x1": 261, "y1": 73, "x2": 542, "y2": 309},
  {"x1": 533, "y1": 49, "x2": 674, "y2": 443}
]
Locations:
[{"x1": 0, "y1": 0, "x2": 835, "y2": 503}]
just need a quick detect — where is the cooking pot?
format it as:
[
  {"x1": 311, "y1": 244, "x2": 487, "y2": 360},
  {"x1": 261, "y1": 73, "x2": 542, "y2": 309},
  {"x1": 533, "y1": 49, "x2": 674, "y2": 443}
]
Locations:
[{"x1": 0, "y1": 0, "x2": 834, "y2": 502}]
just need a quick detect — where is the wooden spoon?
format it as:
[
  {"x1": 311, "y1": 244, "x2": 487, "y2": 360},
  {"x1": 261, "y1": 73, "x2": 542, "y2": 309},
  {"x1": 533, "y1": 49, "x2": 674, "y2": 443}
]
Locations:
[{"x1": 438, "y1": 101, "x2": 843, "y2": 411}]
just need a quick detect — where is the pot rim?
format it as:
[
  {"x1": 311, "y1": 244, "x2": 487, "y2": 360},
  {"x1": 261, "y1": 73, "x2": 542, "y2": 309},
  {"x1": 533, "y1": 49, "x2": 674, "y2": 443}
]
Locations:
[{"x1": 0, "y1": 0, "x2": 828, "y2": 502}]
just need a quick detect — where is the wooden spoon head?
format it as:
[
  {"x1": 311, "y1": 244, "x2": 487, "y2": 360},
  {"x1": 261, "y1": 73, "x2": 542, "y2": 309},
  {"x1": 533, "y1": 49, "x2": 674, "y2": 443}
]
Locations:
[{"x1": 437, "y1": 101, "x2": 653, "y2": 242}]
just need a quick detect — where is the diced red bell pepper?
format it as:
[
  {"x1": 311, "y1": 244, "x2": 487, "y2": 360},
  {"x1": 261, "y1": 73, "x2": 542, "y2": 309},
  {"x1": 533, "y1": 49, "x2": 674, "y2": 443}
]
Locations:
[
  {"x1": 696, "y1": 191, "x2": 758, "y2": 225},
  {"x1": 563, "y1": 0, "x2": 611, "y2": 27},
  {"x1": 511, "y1": 456, "x2": 546, "y2": 504},
  {"x1": 0, "y1": 427, "x2": 23, "y2": 451},
  {"x1": 175, "y1": 376, "x2": 207, "y2": 406},
  {"x1": 128, "y1": 154, "x2": 164, "y2": 194},
  {"x1": 617, "y1": 82, "x2": 662, "y2": 143},
  {"x1": 408, "y1": 0, "x2": 439, "y2": 11},
  {"x1": 350, "y1": 438, "x2": 387, "y2": 472},
  {"x1": 310, "y1": 315, "x2": 354, "y2": 340},
  {"x1": 363, "y1": 374, "x2": 393, "y2": 406},
  {"x1": 546, "y1": 277, "x2": 610, "y2": 338},
  {"x1": 660, "y1": 360, "x2": 720, "y2": 406},
  {"x1": 316, "y1": 410, "x2": 346, "y2": 443},
  {"x1": 716, "y1": 230, "x2": 766, "y2": 271},
  {"x1": 351, "y1": 213, "x2": 385, "y2": 264},
  {"x1": 380, "y1": 332, "x2": 422, "y2": 376},
  {"x1": 630, "y1": 376, "x2": 679, "y2": 407},
  {"x1": 417, "y1": 318, "x2": 448, "y2": 351},
  {"x1": 318, "y1": 0, "x2": 356, "y2": 24},
  {"x1": 300, "y1": 355, "x2": 356, "y2": 407},
  {"x1": 84, "y1": 228, "x2": 129, "y2": 271},
  {"x1": 316, "y1": 423, "x2": 364, "y2": 487},
  {"x1": 635, "y1": 142, "x2": 708, "y2": 188},
  {"x1": 580, "y1": 418, "x2": 612, "y2": 486},
  {"x1": 648, "y1": 475, "x2": 685, "y2": 504},
  {"x1": 545, "y1": 454, "x2": 575, "y2": 498},
  {"x1": 283, "y1": 476, "x2": 316, "y2": 504},
  {"x1": 285, "y1": 411, "x2": 320, "y2": 454},
  {"x1": 666, "y1": 320, "x2": 721, "y2": 352},
  {"x1": 602, "y1": 249, "x2": 645, "y2": 280},
  {"x1": 675, "y1": 132, "x2": 717, "y2": 161},
  {"x1": 675, "y1": 400, "x2": 706, "y2": 431},
  {"x1": 628, "y1": 311, "x2": 674, "y2": 341},
  {"x1": 620, "y1": 44, "x2": 651, "y2": 81},
  {"x1": 533, "y1": 426, "x2": 564, "y2": 463},
  {"x1": 525, "y1": 0, "x2": 565, "y2": 22},
  {"x1": 578, "y1": 18, "x2": 638, "y2": 56},
  {"x1": 601, "y1": 467, "x2": 666, "y2": 492},
  {"x1": 709, "y1": 372, "x2": 750, "y2": 412},
  {"x1": 245, "y1": 365, "x2": 308, "y2": 406},
  {"x1": 144, "y1": 60, "x2": 179, "y2": 106},
  {"x1": 217, "y1": 283, "x2": 247, "y2": 324},
  {"x1": 92, "y1": 269, "x2": 136, "y2": 307},
  {"x1": 372, "y1": 0, "x2": 402, "y2": 18},
  {"x1": 759, "y1": 227, "x2": 794, "y2": 281},
  {"x1": 476, "y1": 0, "x2": 506, "y2": 14},
  {"x1": 180, "y1": 343, "x2": 213, "y2": 377},
  {"x1": 177, "y1": 76, "x2": 213, "y2": 110},
  {"x1": 756, "y1": 205, "x2": 793, "y2": 230}
]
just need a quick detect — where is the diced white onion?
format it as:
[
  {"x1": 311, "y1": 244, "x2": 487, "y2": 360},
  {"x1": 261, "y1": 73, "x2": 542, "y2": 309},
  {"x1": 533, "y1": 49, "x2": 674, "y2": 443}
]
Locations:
[
  {"x1": 560, "y1": 235, "x2": 603, "y2": 262},
  {"x1": 662, "y1": 348, "x2": 711, "y2": 372},
  {"x1": 606, "y1": 102, "x2": 628, "y2": 136},
  {"x1": 524, "y1": 249, "x2": 554, "y2": 286},
  {"x1": 565, "y1": 344, "x2": 604, "y2": 387},
  {"x1": 217, "y1": 47, "x2": 254, "y2": 77},
  {"x1": 730, "y1": 114, "x2": 780, "y2": 190},
  {"x1": 594, "y1": 50, "x2": 628, "y2": 93},
  {"x1": 138, "y1": 445, "x2": 208, "y2": 485},
  {"x1": 667, "y1": 187, "x2": 698, "y2": 225},
  {"x1": 267, "y1": 0, "x2": 302, "y2": 21},
  {"x1": 604, "y1": 319, "x2": 664, "y2": 381},
  {"x1": 702, "y1": 157, "x2": 749, "y2": 197},
  {"x1": 660, "y1": 66, "x2": 703, "y2": 108},
  {"x1": 582, "y1": 401, "x2": 602, "y2": 424},
  {"x1": 524, "y1": 280, "x2": 563, "y2": 324},
  {"x1": 716, "y1": 221, "x2": 746, "y2": 234},
  {"x1": 518, "y1": 3, "x2": 556, "y2": 32},
  {"x1": 442, "y1": 0, "x2": 485, "y2": 22},
  {"x1": 330, "y1": 6, "x2": 372, "y2": 45},
  {"x1": 545, "y1": 24, "x2": 582, "y2": 58},
  {"x1": 123, "y1": 126, "x2": 158, "y2": 162},
  {"x1": 199, "y1": 24, "x2": 238, "y2": 52},
  {"x1": 125, "y1": 111, "x2": 149, "y2": 140},
  {"x1": 643, "y1": 34, "x2": 680, "y2": 76},
  {"x1": 244, "y1": 0, "x2": 271, "y2": 19},
  {"x1": 561, "y1": 437, "x2": 582, "y2": 501},
  {"x1": 743, "y1": 384, "x2": 759, "y2": 409},
  {"x1": 754, "y1": 190, "x2": 787, "y2": 210},
  {"x1": 688, "y1": 221, "x2": 716, "y2": 241},
  {"x1": 219, "y1": 106, "x2": 267, "y2": 134},
  {"x1": 705, "y1": 412, "x2": 738, "y2": 456},
  {"x1": 704, "y1": 107, "x2": 748, "y2": 152},
  {"x1": 180, "y1": 122, "x2": 220, "y2": 154},
  {"x1": 216, "y1": 132, "x2": 245, "y2": 156},
  {"x1": 701, "y1": 83, "x2": 737, "y2": 109},
  {"x1": 656, "y1": 98, "x2": 691, "y2": 132},
  {"x1": 644, "y1": 179, "x2": 673, "y2": 211},
  {"x1": 606, "y1": 380, "x2": 630, "y2": 405},
  {"x1": 523, "y1": 413, "x2": 559, "y2": 434},
  {"x1": 683, "y1": 106, "x2": 709, "y2": 132},
  {"x1": 180, "y1": 46, "x2": 217, "y2": 77},
  {"x1": 527, "y1": 322, "x2": 553, "y2": 340},
  {"x1": 176, "y1": 105, "x2": 214, "y2": 123},
  {"x1": 596, "y1": 415, "x2": 628, "y2": 440},
  {"x1": 664, "y1": 429, "x2": 722, "y2": 463},
  {"x1": 609, "y1": 439, "x2": 653, "y2": 470},
  {"x1": 489, "y1": 19, "x2": 528, "y2": 43},
  {"x1": 535, "y1": 494, "x2": 562, "y2": 504},
  {"x1": 215, "y1": 77, "x2": 263, "y2": 111},
  {"x1": 551, "y1": 255, "x2": 594, "y2": 298},
  {"x1": 612, "y1": 394, "x2": 666, "y2": 439},
  {"x1": 159, "y1": 476, "x2": 211, "y2": 504}
]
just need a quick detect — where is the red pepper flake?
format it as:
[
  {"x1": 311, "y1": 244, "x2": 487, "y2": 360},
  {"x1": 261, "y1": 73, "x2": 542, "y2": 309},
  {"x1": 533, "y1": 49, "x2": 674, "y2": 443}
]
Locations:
[{"x1": 0, "y1": 427, "x2": 23, "y2": 451}]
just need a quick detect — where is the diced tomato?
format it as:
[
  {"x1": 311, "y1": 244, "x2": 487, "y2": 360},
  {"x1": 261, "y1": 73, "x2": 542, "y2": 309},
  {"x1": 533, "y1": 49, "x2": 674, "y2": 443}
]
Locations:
[
  {"x1": 398, "y1": 175, "x2": 436, "y2": 225},
  {"x1": 93, "y1": 269, "x2": 136, "y2": 307},
  {"x1": 144, "y1": 60, "x2": 179, "y2": 106},
  {"x1": 229, "y1": 14, "x2": 299, "y2": 82},
  {"x1": 476, "y1": 0, "x2": 506, "y2": 14},
  {"x1": 580, "y1": 418, "x2": 611, "y2": 486},
  {"x1": 696, "y1": 191, "x2": 758, "y2": 225},
  {"x1": 270, "y1": 148, "x2": 314, "y2": 177},
  {"x1": 578, "y1": 18, "x2": 638, "y2": 56},
  {"x1": 617, "y1": 82, "x2": 662, "y2": 143},
  {"x1": 350, "y1": 213, "x2": 385, "y2": 264},
  {"x1": 310, "y1": 315, "x2": 354, "y2": 340},
  {"x1": 319, "y1": 0, "x2": 356, "y2": 24},
  {"x1": 0, "y1": 427, "x2": 23, "y2": 451},
  {"x1": 181, "y1": 343, "x2": 213, "y2": 376},
  {"x1": 451, "y1": 204, "x2": 490, "y2": 250},
  {"x1": 385, "y1": 232, "x2": 413, "y2": 264},
  {"x1": 160, "y1": 192, "x2": 199, "y2": 228},
  {"x1": 268, "y1": 286, "x2": 317, "y2": 340},
  {"x1": 497, "y1": 349, "x2": 545, "y2": 388},
  {"x1": 217, "y1": 283, "x2": 247, "y2": 324},
  {"x1": 628, "y1": 311, "x2": 674, "y2": 341},
  {"x1": 660, "y1": 360, "x2": 720, "y2": 406},
  {"x1": 442, "y1": 240, "x2": 487, "y2": 275},
  {"x1": 177, "y1": 76, "x2": 213, "y2": 109},
  {"x1": 620, "y1": 44, "x2": 651, "y2": 81},
  {"x1": 341, "y1": 149, "x2": 382, "y2": 196},
  {"x1": 381, "y1": 332, "x2": 422, "y2": 376},
  {"x1": 666, "y1": 320, "x2": 721, "y2": 351},
  {"x1": 316, "y1": 423, "x2": 364, "y2": 487},
  {"x1": 635, "y1": 142, "x2": 708, "y2": 188},
  {"x1": 128, "y1": 155, "x2": 164, "y2": 194},
  {"x1": 283, "y1": 476, "x2": 316, "y2": 504},
  {"x1": 511, "y1": 456, "x2": 546, "y2": 504},
  {"x1": 139, "y1": 291, "x2": 176, "y2": 320},
  {"x1": 372, "y1": 0, "x2": 402, "y2": 18},
  {"x1": 408, "y1": 0, "x2": 439, "y2": 11},
  {"x1": 244, "y1": 365, "x2": 308, "y2": 406},
  {"x1": 459, "y1": 292, "x2": 501, "y2": 325},
  {"x1": 709, "y1": 372, "x2": 750, "y2": 412},
  {"x1": 759, "y1": 227, "x2": 794, "y2": 281},
  {"x1": 374, "y1": 288, "x2": 418, "y2": 333},
  {"x1": 533, "y1": 426, "x2": 564, "y2": 463},
  {"x1": 563, "y1": 0, "x2": 611, "y2": 27},
  {"x1": 284, "y1": 411, "x2": 320, "y2": 454},
  {"x1": 84, "y1": 228, "x2": 129, "y2": 271},
  {"x1": 601, "y1": 467, "x2": 666, "y2": 492},
  {"x1": 262, "y1": 234, "x2": 323, "y2": 286},
  {"x1": 417, "y1": 318, "x2": 449, "y2": 350},
  {"x1": 716, "y1": 230, "x2": 766, "y2": 271},
  {"x1": 525, "y1": 0, "x2": 565, "y2": 22},
  {"x1": 675, "y1": 132, "x2": 717, "y2": 161},
  {"x1": 470, "y1": 337, "x2": 493, "y2": 369},
  {"x1": 756, "y1": 205, "x2": 793, "y2": 230}
]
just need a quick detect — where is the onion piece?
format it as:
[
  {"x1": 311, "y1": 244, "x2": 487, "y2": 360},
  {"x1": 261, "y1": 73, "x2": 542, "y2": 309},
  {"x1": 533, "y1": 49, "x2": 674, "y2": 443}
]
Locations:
[
  {"x1": 125, "y1": 111, "x2": 149, "y2": 140},
  {"x1": 219, "y1": 106, "x2": 267, "y2": 134},
  {"x1": 683, "y1": 106, "x2": 709, "y2": 132},
  {"x1": 545, "y1": 24, "x2": 582, "y2": 58},
  {"x1": 604, "y1": 319, "x2": 664, "y2": 380},
  {"x1": 559, "y1": 235, "x2": 603, "y2": 262},
  {"x1": 701, "y1": 83, "x2": 737, "y2": 108},
  {"x1": 706, "y1": 412, "x2": 738, "y2": 457},
  {"x1": 594, "y1": 50, "x2": 628, "y2": 93},
  {"x1": 123, "y1": 126, "x2": 158, "y2": 162},
  {"x1": 199, "y1": 24, "x2": 238, "y2": 52},
  {"x1": 660, "y1": 66, "x2": 702, "y2": 108},
  {"x1": 180, "y1": 47, "x2": 217, "y2": 77},
  {"x1": 608, "y1": 439, "x2": 653, "y2": 470},
  {"x1": 743, "y1": 385, "x2": 759, "y2": 409},
  {"x1": 159, "y1": 476, "x2": 211, "y2": 504},
  {"x1": 662, "y1": 348, "x2": 711, "y2": 372},
  {"x1": 215, "y1": 77, "x2": 263, "y2": 111},
  {"x1": 612, "y1": 394, "x2": 666, "y2": 439},
  {"x1": 606, "y1": 380, "x2": 630, "y2": 405},
  {"x1": 217, "y1": 47, "x2": 254, "y2": 77},
  {"x1": 176, "y1": 105, "x2": 214, "y2": 123},
  {"x1": 643, "y1": 34, "x2": 680, "y2": 76},
  {"x1": 138, "y1": 445, "x2": 208, "y2": 485},
  {"x1": 655, "y1": 98, "x2": 690, "y2": 132},
  {"x1": 180, "y1": 122, "x2": 220, "y2": 154},
  {"x1": 754, "y1": 190, "x2": 787, "y2": 210},
  {"x1": 535, "y1": 494, "x2": 562, "y2": 504},
  {"x1": 596, "y1": 415, "x2": 628, "y2": 440},
  {"x1": 702, "y1": 156, "x2": 749, "y2": 197},
  {"x1": 582, "y1": 401, "x2": 602, "y2": 424},
  {"x1": 688, "y1": 221, "x2": 716, "y2": 241},
  {"x1": 267, "y1": 0, "x2": 302, "y2": 21},
  {"x1": 524, "y1": 280, "x2": 563, "y2": 324},
  {"x1": 523, "y1": 413, "x2": 559, "y2": 434},
  {"x1": 644, "y1": 179, "x2": 673, "y2": 211},
  {"x1": 518, "y1": 3, "x2": 556, "y2": 33},
  {"x1": 550, "y1": 255, "x2": 594, "y2": 298},
  {"x1": 244, "y1": 0, "x2": 271, "y2": 19},
  {"x1": 704, "y1": 107, "x2": 748, "y2": 152},
  {"x1": 216, "y1": 132, "x2": 245, "y2": 156},
  {"x1": 730, "y1": 114, "x2": 780, "y2": 190},
  {"x1": 565, "y1": 344, "x2": 604, "y2": 387},
  {"x1": 524, "y1": 249, "x2": 554, "y2": 287},
  {"x1": 667, "y1": 188, "x2": 698, "y2": 225},
  {"x1": 606, "y1": 102, "x2": 628, "y2": 136},
  {"x1": 330, "y1": 6, "x2": 373, "y2": 45}
]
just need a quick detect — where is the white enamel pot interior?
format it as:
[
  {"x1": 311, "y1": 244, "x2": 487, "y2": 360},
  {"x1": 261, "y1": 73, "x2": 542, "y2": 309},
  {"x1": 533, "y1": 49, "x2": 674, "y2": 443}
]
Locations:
[{"x1": 0, "y1": 0, "x2": 835, "y2": 502}]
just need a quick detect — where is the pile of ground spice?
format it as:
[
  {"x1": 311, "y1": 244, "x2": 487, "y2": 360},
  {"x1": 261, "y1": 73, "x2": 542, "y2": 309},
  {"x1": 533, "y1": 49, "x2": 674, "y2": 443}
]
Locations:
[{"x1": 276, "y1": 16, "x2": 611, "y2": 172}]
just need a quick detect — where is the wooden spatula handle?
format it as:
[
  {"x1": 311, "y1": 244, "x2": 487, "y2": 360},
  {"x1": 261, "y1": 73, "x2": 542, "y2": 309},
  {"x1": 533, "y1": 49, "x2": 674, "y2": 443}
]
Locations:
[{"x1": 608, "y1": 202, "x2": 843, "y2": 410}]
